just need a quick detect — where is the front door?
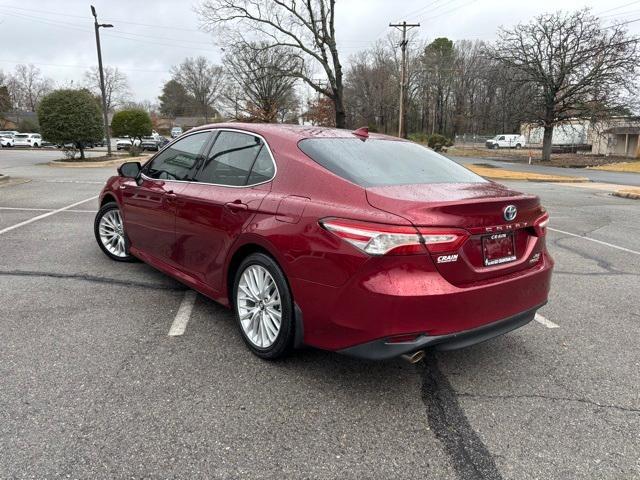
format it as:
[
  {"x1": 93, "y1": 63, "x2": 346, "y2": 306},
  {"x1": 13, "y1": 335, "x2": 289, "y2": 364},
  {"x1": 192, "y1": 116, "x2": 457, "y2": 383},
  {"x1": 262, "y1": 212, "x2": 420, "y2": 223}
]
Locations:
[{"x1": 120, "y1": 130, "x2": 211, "y2": 264}]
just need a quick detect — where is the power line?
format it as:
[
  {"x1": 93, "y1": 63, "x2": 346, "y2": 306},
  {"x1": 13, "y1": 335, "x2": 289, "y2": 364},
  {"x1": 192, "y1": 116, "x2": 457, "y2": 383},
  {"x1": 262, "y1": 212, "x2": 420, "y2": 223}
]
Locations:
[
  {"x1": 597, "y1": 0, "x2": 640, "y2": 16},
  {"x1": 0, "y1": 9, "x2": 219, "y2": 53},
  {"x1": 0, "y1": 59, "x2": 169, "y2": 74},
  {"x1": 0, "y1": 4, "x2": 205, "y2": 33},
  {"x1": 0, "y1": 8, "x2": 216, "y2": 48},
  {"x1": 417, "y1": 0, "x2": 480, "y2": 22}
]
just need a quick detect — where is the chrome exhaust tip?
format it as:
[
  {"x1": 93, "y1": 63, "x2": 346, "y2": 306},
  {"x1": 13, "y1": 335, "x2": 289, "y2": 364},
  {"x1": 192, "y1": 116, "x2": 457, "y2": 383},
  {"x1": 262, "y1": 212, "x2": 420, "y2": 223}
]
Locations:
[{"x1": 401, "y1": 350, "x2": 425, "y2": 364}]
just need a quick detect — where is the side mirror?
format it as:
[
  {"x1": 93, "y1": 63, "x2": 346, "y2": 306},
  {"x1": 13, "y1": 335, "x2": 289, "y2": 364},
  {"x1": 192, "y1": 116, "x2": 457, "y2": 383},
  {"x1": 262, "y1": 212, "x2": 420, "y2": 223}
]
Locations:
[{"x1": 118, "y1": 161, "x2": 141, "y2": 179}]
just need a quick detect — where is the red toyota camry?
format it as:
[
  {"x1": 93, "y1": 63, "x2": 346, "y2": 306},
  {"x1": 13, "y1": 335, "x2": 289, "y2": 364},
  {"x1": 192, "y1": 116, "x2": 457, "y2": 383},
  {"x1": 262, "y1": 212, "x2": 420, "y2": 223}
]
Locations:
[{"x1": 94, "y1": 124, "x2": 553, "y2": 361}]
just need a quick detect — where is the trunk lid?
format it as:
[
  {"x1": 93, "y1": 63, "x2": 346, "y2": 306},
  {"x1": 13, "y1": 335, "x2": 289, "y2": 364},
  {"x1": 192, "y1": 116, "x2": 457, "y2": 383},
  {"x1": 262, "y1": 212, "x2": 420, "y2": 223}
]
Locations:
[{"x1": 365, "y1": 182, "x2": 546, "y2": 286}]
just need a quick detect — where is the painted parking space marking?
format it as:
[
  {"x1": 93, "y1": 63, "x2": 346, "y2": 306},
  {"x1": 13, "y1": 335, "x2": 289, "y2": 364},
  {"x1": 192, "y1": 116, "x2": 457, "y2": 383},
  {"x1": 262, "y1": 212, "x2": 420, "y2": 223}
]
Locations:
[
  {"x1": 0, "y1": 207, "x2": 96, "y2": 213},
  {"x1": 0, "y1": 196, "x2": 98, "y2": 235},
  {"x1": 548, "y1": 227, "x2": 640, "y2": 256},
  {"x1": 534, "y1": 313, "x2": 559, "y2": 329},
  {"x1": 168, "y1": 290, "x2": 197, "y2": 336}
]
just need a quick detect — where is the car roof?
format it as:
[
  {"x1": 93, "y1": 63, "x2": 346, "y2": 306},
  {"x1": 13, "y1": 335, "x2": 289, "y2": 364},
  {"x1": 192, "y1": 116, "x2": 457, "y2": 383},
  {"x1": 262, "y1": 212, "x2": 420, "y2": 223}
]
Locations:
[{"x1": 189, "y1": 122, "x2": 402, "y2": 143}]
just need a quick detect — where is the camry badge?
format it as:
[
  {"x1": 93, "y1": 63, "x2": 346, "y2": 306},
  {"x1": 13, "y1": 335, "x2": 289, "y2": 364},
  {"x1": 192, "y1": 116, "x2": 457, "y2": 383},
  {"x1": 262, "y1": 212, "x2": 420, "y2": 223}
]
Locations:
[{"x1": 503, "y1": 205, "x2": 517, "y2": 222}]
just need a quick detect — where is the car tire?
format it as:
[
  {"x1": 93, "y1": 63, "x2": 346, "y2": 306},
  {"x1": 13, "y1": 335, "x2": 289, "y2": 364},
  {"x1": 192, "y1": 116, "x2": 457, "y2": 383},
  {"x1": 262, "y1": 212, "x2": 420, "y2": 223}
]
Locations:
[
  {"x1": 94, "y1": 202, "x2": 136, "y2": 262},
  {"x1": 34, "y1": 143, "x2": 40, "y2": 148},
  {"x1": 515, "y1": 143, "x2": 522, "y2": 149},
  {"x1": 233, "y1": 253, "x2": 295, "y2": 360}
]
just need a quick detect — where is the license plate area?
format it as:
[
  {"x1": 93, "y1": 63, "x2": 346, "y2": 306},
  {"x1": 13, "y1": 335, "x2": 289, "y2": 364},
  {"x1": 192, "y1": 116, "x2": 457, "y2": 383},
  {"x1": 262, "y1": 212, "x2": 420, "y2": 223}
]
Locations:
[{"x1": 482, "y1": 232, "x2": 516, "y2": 266}]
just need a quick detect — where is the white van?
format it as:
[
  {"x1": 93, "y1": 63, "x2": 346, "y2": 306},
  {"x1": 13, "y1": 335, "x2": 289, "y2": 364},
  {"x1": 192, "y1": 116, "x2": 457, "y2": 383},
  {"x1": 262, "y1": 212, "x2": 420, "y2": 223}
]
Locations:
[
  {"x1": 13, "y1": 133, "x2": 42, "y2": 148},
  {"x1": 486, "y1": 134, "x2": 526, "y2": 149}
]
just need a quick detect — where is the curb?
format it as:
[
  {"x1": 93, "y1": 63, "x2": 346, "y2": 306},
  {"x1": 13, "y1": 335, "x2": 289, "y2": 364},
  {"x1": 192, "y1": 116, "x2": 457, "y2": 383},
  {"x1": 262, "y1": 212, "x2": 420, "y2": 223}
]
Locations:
[
  {"x1": 467, "y1": 166, "x2": 589, "y2": 183},
  {"x1": 613, "y1": 190, "x2": 640, "y2": 200},
  {"x1": 48, "y1": 155, "x2": 148, "y2": 168}
]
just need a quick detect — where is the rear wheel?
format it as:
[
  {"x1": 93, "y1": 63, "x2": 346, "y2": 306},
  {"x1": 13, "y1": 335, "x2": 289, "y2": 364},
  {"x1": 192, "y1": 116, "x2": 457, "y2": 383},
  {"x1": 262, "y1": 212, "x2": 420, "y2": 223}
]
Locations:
[
  {"x1": 233, "y1": 253, "x2": 294, "y2": 359},
  {"x1": 515, "y1": 143, "x2": 522, "y2": 149},
  {"x1": 94, "y1": 202, "x2": 136, "y2": 262}
]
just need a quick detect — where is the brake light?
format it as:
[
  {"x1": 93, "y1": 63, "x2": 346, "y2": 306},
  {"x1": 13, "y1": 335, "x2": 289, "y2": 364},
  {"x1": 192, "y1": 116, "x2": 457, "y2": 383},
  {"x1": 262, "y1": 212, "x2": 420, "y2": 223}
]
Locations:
[
  {"x1": 533, "y1": 213, "x2": 549, "y2": 237},
  {"x1": 319, "y1": 218, "x2": 468, "y2": 256},
  {"x1": 416, "y1": 227, "x2": 469, "y2": 254}
]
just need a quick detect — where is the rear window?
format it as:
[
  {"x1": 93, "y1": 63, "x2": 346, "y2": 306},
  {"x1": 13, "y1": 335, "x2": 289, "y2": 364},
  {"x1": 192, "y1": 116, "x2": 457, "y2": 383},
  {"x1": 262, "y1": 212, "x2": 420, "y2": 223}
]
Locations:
[
  {"x1": 15, "y1": 134, "x2": 28, "y2": 138},
  {"x1": 298, "y1": 138, "x2": 486, "y2": 187}
]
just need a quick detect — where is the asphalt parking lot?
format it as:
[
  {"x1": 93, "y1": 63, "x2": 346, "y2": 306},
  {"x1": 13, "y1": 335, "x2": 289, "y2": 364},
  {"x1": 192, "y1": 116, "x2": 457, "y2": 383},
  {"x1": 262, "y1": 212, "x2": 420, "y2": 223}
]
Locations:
[{"x1": 1, "y1": 149, "x2": 639, "y2": 479}]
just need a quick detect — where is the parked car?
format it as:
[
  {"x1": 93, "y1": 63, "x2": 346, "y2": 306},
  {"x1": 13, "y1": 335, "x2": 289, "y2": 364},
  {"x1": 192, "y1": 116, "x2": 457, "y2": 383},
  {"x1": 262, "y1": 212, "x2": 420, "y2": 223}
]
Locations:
[
  {"x1": 13, "y1": 133, "x2": 42, "y2": 148},
  {"x1": 486, "y1": 134, "x2": 526, "y2": 149},
  {"x1": 170, "y1": 126, "x2": 183, "y2": 138},
  {"x1": 0, "y1": 134, "x2": 14, "y2": 147},
  {"x1": 94, "y1": 124, "x2": 553, "y2": 361},
  {"x1": 0, "y1": 130, "x2": 19, "y2": 138},
  {"x1": 140, "y1": 136, "x2": 160, "y2": 151},
  {"x1": 116, "y1": 138, "x2": 141, "y2": 150}
]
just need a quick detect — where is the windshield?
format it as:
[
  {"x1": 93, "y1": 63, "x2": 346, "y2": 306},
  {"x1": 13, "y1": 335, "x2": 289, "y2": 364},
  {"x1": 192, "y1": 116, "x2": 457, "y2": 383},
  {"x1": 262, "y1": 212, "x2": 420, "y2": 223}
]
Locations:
[{"x1": 298, "y1": 138, "x2": 486, "y2": 188}]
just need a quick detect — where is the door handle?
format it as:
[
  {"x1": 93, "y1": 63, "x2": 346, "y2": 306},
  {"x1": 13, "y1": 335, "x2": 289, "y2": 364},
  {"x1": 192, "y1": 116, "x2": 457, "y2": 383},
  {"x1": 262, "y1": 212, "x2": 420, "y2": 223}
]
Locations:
[{"x1": 225, "y1": 200, "x2": 248, "y2": 211}]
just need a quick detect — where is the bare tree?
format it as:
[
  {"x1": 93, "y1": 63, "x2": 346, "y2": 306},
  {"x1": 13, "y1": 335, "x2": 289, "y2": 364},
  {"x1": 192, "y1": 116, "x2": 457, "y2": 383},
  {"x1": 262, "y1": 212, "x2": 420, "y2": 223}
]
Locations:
[
  {"x1": 344, "y1": 41, "x2": 399, "y2": 133},
  {"x1": 12, "y1": 64, "x2": 53, "y2": 111},
  {"x1": 197, "y1": 0, "x2": 346, "y2": 128},
  {"x1": 171, "y1": 56, "x2": 224, "y2": 122},
  {"x1": 489, "y1": 9, "x2": 640, "y2": 160},
  {"x1": 84, "y1": 66, "x2": 131, "y2": 112},
  {"x1": 223, "y1": 42, "x2": 300, "y2": 122}
]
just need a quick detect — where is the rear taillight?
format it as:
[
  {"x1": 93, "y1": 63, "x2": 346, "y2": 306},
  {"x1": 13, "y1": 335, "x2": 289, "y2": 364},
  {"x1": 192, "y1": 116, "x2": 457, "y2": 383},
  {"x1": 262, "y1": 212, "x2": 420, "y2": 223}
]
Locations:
[
  {"x1": 416, "y1": 227, "x2": 469, "y2": 254},
  {"x1": 533, "y1": 212, "x2": 549, "y2": 237},
  {"x1": 319, "y1": 218, "x2": 468, "y2": 256}
]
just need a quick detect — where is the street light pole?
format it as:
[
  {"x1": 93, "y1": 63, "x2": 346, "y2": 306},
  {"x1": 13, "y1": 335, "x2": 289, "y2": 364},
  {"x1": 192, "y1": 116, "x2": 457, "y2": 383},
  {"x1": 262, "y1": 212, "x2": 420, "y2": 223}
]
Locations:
[{"x1": 91, "y1": 6, "x2": 113, "y2": 156}]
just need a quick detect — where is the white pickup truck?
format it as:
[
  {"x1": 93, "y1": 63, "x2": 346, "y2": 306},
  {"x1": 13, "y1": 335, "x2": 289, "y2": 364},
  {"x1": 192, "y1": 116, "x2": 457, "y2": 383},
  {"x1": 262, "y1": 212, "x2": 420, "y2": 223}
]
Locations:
[{"x1": 486, "y1": 134, "x2": 526, "y2": 149}]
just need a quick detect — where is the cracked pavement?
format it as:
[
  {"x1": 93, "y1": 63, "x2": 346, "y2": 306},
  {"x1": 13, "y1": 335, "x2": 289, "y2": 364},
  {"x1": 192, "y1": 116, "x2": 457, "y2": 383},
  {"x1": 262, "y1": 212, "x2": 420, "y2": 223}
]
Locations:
[{"x1": 1, "y1": 150, "x2": 639, "y2": 479}]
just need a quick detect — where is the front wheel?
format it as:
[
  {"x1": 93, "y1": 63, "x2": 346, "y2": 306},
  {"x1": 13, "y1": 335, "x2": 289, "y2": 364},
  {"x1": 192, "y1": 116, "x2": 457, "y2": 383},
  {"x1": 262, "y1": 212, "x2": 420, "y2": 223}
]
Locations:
[
  {"x1": 94, "y1": 202, "x2": 136, "y2": 262},
  {"x1": 515, "y1": 143, "x2": 522, "y2": 149},
  {"x1": 233, "y1": 253, "x2": 294, "y2": 359}
]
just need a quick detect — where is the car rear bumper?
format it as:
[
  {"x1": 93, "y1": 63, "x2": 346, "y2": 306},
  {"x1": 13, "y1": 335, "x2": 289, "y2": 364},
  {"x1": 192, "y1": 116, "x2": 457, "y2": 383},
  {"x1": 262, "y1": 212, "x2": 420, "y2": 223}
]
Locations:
[
  {"x1": 291, "y1": 251, "x2": 553, "y2": 354},
  {"x1": 338, "y1": 302, "x2": 543, "y2": 360}
]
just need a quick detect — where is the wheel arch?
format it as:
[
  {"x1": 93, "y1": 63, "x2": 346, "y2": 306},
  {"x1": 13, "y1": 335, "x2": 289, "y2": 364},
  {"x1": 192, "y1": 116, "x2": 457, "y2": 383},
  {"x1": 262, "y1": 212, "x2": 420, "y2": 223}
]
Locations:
[
  {"x1": 225, "y1": 238, "x2": 304, "y2": 348},
  {"x1": 100, "y1": 193, "x2": 118, "y2": 207}
]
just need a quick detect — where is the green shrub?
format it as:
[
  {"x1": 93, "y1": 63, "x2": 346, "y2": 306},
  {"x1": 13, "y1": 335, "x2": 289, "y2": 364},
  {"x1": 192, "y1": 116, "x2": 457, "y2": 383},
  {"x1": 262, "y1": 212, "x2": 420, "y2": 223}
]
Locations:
[
  {"x1": 38, "y1": 89, "x2": 103, "y2": 159},
  {"x1": 407, "y1": 132, "x2": 429, "y2": 143},
  {"x1": 427, "y1": 133, "x2": 453, "y2": 152},
  {"x1": 111, "y1": 109, "x2": 152, "y2": 144}
]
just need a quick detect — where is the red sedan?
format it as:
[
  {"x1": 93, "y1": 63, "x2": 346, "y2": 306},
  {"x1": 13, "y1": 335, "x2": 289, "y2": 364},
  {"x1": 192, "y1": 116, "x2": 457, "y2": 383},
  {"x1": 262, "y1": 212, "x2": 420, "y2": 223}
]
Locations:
[{"x1": 94, "y1": 124, "x2": 553, "y2": 361}]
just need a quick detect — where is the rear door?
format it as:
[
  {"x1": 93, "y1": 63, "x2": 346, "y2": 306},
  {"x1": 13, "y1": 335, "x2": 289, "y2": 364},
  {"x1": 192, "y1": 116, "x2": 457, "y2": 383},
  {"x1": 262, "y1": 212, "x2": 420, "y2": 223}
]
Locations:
[
  {"x1": 120, "y1": 130, "x2": 211, "y2": 264},
  {"x1": 173, "y1": 130, "x2": 275, "y2": 292}
]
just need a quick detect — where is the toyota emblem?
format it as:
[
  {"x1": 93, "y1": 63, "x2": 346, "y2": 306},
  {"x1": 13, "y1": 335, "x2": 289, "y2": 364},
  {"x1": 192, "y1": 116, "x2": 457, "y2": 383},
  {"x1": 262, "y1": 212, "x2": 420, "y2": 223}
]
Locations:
[{"x1": 503, "y1": 205, "x2": 517, "y2": 221}]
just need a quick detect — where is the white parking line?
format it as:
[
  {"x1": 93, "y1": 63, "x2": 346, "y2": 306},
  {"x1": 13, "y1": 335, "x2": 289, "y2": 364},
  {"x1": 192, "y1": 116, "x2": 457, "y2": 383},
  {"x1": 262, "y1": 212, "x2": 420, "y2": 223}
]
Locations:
[
  {"x1": 0, "y1": 207, "x2": 96, "y2": 213},
  {"x1": 534, "y1": 313, "x2": 559, "y2": 329},
  {"x1": 0, "y1": 196, "x2": 98, "y2": 235},
  {"x1": 548, "y1": 227, "x2": 640, "y2": 256},
  {"x1": 168, "y1": 290, "x2": 197, "y2": 336}
]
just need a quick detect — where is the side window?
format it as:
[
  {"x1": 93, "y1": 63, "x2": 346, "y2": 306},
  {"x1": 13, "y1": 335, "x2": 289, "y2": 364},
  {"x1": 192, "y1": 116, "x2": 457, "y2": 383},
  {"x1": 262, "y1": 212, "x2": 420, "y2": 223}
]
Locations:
[
  {"x1": 247, "y1": 146, "x2": 275, "y2": 184},
  {"x1": 145, "y1": 132, "x2": 210, "y2": 181},
  {"x1": 196, "y1": 131, "x2": 263, "y2": 186}
]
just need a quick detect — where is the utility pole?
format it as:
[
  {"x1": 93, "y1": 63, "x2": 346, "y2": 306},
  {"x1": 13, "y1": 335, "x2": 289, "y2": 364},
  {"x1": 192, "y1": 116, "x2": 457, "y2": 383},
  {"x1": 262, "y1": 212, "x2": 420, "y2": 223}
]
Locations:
[
  {"x1": 91, "y1": 6, "x2": 114, "y2": 156},
  {"x1": 389, "y1": 21, "x2": 419, "y2": 138}
]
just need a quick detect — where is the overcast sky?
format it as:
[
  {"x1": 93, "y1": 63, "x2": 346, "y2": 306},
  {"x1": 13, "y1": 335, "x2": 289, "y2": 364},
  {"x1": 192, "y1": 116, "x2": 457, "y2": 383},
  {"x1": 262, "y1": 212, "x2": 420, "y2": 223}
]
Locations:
[{"x1": 1, "y1": 0, "x2": 639, "y2": 104}]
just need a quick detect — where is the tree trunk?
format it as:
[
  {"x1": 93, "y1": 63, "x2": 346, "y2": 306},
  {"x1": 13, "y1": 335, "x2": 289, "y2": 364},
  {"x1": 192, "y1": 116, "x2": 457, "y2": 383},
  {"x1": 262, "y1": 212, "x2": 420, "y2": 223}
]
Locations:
[
  {"x1": 79, "y1": 146, "x2": 85, "y2": 160},
  {"x1": 334, "y1": 92, "x2": 346, "y2": 129},
  {"x1": 542, "y1": 125, "x2": 554, "y2": 161}
]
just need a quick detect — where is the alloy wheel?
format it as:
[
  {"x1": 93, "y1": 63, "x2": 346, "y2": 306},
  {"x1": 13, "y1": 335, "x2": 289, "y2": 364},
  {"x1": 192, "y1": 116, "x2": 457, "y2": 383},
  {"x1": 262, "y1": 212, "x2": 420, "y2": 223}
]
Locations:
[
  {"x1": 237, "y1": 265, "x2": 282, "y2": 348},
  {"x1": 98, "y1": 209, "x2": 128, "y2": 258}
]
